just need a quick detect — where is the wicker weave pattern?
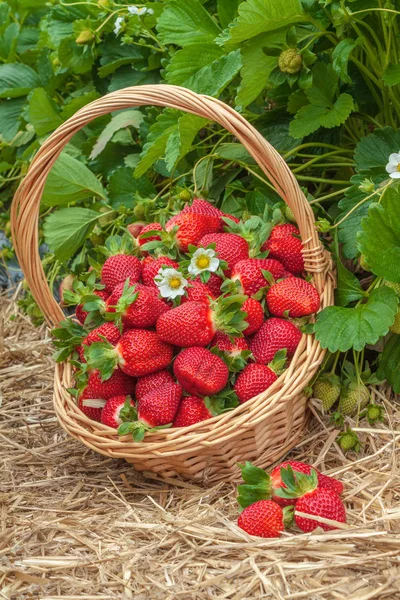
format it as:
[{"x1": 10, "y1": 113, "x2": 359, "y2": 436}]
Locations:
[{"x1": 11, "y1": 85, "x2": 334, "y2": 482}]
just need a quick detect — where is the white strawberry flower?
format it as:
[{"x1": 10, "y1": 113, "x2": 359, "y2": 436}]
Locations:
[
  {"x1": 385, "y1": 151, "x2": 400, "y2": 178},
  {"x1": 188, "y1": 248, "x2": 220, "y2": 276},
  {"x1": 128, "y1": 5, "x2": 154, "y2": 15},
  {"x1": 114, "y1": 16, "x2": 124, "y2": 35},
  {"x1": 155, "y1": 267, "x2": 188, "y2": 299}
]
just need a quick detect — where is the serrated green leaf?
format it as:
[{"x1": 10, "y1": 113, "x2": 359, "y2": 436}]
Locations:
[
  {"x1": 58, "y1": 37, "x2": 94, "y2": 75},
  {"x1": 354, "y1": 127, "x2": 400, "y2": 174},
  {"x1": 378, "y1": 335, "x2": 400, "y2": 393},
  {"x1": 306, "y1": 62, "x2": 338, "y2": 106},
  {"x1": 337, "y1": 177, "x2": 375, "y2": 259},
  {"x1": 357, "y1": 186, "x2": 400, "y2": 282},
  {"x1": 165, "y1": 113, "x2": 208, "y2": 171},
  {"x1": 332, "y1": 38, "x2": 361, "y2": 83},
  {"x1": 0, "y1": 63, "x2": 39, "y2": 98},
  {"x1": 107, "y1": 166, "x2": 156, "y2": 208},
  {"x1": 28, "y1": 87, "x2": 63, "y2": 136},
  {"x1": 60, "y1": 91, "x2": 100, "y2": 120},
  {"x1": 319, "y1": 93, "x2": 354, "y2": 128},
  {"x1": 215, "y1": 143, "x2": 254, "y2": 163},
  {"x1": 43, "y1": 208, "x2": 104, "y2": 262},
  {"x1": 98, "y1": 38, "x2": 144, "y2": 78},
  {"x1": 290, "y1": 104, "x2": 327, "y2": 138},
  {"x1": 42, "y1": 153, "x2": 107, "y2": 206},
  {"x1": 0, "y1": 97, "x2": 25, "y2": 142},
  {"x1": 314, "y1": 287, "x2": 398, "y2": 352},
  {"x1": 157, "y1": 0, "x2": 220, "y2": 47},
  {"x1": 217, "y1": 0, "x2": 241, "y2": 29},
  {"x1": 382, "y1": 64, "x2": 400, "y2": 87},
  {"x1": 166, "y1": 45, "x2": 241, "y2": 96},
  {"x1": 90, "y1": 110, "x2": 143, "y2": 160},
  {"x1": 134, "y1": 110, "x2": 180, "y2": 178},
  {"x1": 221, "y1": 0, "x2": 305, "y2": 44}
]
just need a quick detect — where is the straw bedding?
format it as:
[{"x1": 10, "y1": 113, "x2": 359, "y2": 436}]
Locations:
[{"x1": 1, "y1": 291, "x2": 400, "y2": 600}]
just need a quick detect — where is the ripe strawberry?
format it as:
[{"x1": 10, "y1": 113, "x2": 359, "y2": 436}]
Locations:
[
  {"x1": 237, "y1": 461, "x2": 343, "y2": 510},
  {"x1": 263, "y1": 224, "x2": 304, "y2": 274},
  {"x1": 106, "y1": 282, "x2": 167, "y2": 328},
  {"x1": 313, "y1": 374, "x2": 341, "y2": 411},
  {"x1": 142, "y1": 255, "x2": 179, "y2": 288},
  {"x1": 135, "y1": 370, "x2": 174, "y2": 400},
  {"x1": 234, "y1": 363, "x2": 277, "y2": 403},
  {"x1": 242, "y1": 298, "x2": 264, "y2": 336},
  {"x1": 137, "y1": 222, "x2": 163, "y2": 249},
  {"x1": 231, "y1": 258, "x2": 285, "y2": 296},
  {"x1": 87, "y1": 329, "x2": 173, "y2": 378},
  {"x1": 81, "y1": 368, "x2": 136, "y2": 401},
  {"x1": 79, "y1": 322, "x2": 121, "y2": 362},
  {"x1": 101, "y1": 254, "x2": 141, "y2": 293},
  {"x1": 78, "y1": 395, "x2": 105, "y2": 422},
  {"x1": 338, "y1": 383, "x2": 369, "y2": 416},
  {"x1": 250, "y1": 318, "x2": 302, "y2": 364},
  {"x1": 181, "y1": 280, "x2": 216, "y2": 305},
  {"x1": 197, "y1": 273, "x2": 223, "y2": 296},
  {"x1": 211, "y1": 331, "x2": 250, "y2": 372},
  {"x1": 139, "y1": 381, "x2": 182, "y2": 426},
  {"x1": 173, "y1": 396, "x2": 212, "y2": 427},
  {"x1": 268, "y1": 224, "x2": 300, "y2": 240},
  {"x1": 182, "y1": 198, "x2": 224, "y2": 222},
  {"x1": 174, "y1": 347, "x2": 229, "y2": 396},
  {"x1": 101, "y1": 395, "x2": 136, "y2": 428},
  {"x1": 157, "y1": 295, "x2": 247, "y2": 348},
  {"x1": 266, "y1": 277, "x2": 320, "y2": 317},
  {"x1": 238, "y1": 500, "x2": 286, "y2": 538},
  {"x1": 166, "y1": 212, "x2": 221, "y2": 252},
  {"x1": 198, "y1": 233, "x2": 249, "y2": 275},
  {"x1": 295, "y1": 488, "x2": 346, "y2": 532},
  {"x1": 76, "y1": 290, "x2": 109, "y2": 324}
]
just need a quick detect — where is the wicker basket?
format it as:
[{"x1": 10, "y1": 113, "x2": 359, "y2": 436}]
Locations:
[{"x1": 11, "y1": 85, "x2": 334, "y2": 483}]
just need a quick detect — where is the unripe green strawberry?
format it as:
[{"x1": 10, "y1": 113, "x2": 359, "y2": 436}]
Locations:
[
  {"x1": 313, "y1": 374, "x2": 341, "y2": 411},
  {"x1": 337, "y1": 429, "x2": 361, "y2": 453},
  {"x1": 76, "y1": 30, "x2": 94, "y2": 44},
  {"x1": 179, "y1": 189, "x2": 192, "y2": 202},
  {"x1": 339, "y1": 383, "x2": 369, "y2": 416},
  {"x1": 384, "y1": 280, "x2": 400, "y2": 297},
  {"x1": 365, "y1": 403, "x2": 384, "y2": 425},
  {"x1": 283, "y1": 205, "x2": 296, "y2": 223},
  {"x1": 359, "y1": 255, "x2": 371, "y2": 271},
  {"x1": 390, "y1": 309, "x2": 400, "y2": 334}
]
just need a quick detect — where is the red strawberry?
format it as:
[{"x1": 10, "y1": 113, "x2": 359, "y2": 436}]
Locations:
[
  {"x1": 157, "y1": 295, "x2": 247, "y2": 348},
  {"x1": 270, "y1": 461, "x2": 344, "y2": 507},
  {"x1": 211, "y1": 331, "x2": 250, "y2": 372},
  {"x1": 76, "y1": 290, "x2": 109, "y2": 325},
  {"x1": 79, "y1": 322, "x2": 121, "y2": 362},
  {"x1": 268, "y1": 224, "x2": 300, "y2": 240},
  {"x1": 165, "y1": 212, "x2": 221, "y2": 252},
  {"x1": 81, "y1": 368, "x2": 136, "y2": 401},
  {"x1": 173, "y1": 396, "x2": 212, "y2": 427},
  {"x1": 87, "y1": 330, "x2": 173, "y2": 378},
  {"x1": 181, "y1": 199, "x2": 239, "y2": 227},
  {"x1": 238, "y1": 500, "x2": 286, "y2": 538},
  {"x1": 231, "y1": 258, "x2": 284, "y2": 296},
  {"x1": 181, "y1": 280, "x2": 216, "y2": 305},
  {"x1": 127, "y1": 221, "x2": 146, "y2": 239},
  {"x1": 250, "y1": 318, "x2": 302, "y2": 364},
  {"x1": 78, "y1": 394, "x2": 105, "y2": 422},
  {"x1": 101, "y1": 254, "x2": 141, "y2": 293},
  {"x1": 106, "y1": 282, "x2": 166, "y2": 328},
  {"x1": 198, "y1": 233, "x2": 249, "y2": 275},
  {"x1": 266, "y1": 278, "x2": 320, "y2": 317},
  {"x1": 138, "y1": 382, "x2": 182, "y2": 427},
  {"x1": 101, "y1": 395, "x2": 135, "y2": 428},
  {"x1": 142, "y1": 255, "x2": 179, "y2": 288},
  {"x1": 295, "y1": 488, "x2": 346, "y2": 532},
  {"x1": 234, "y1": 363, "x2": 277, "y2": 403},
  {"x1": 137, "y1": 222, "x2": 163, "y2": 249},
  {"x1": 282, "y1": 269, "x2": 296, "y2": 278},
  {"x1": 197, "y1": 273, "x2": 223, "y2": 296},
  {"x1": 174, "y1": 347, "x2": 229, "y2": 396},
  {"x1": 242, "y1": 298, "x2": 264, "y2": 335},
  {"x1": 264, "y1": 235, "x2": 304, "y2": 274},
  {"x1": 135, "y1": 370, "x2": 174, "y2": 400}
]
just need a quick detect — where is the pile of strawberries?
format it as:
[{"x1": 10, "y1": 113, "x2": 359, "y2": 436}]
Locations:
[
  {"x1": 54, "y1": 198, "x2": 321, "y2": 440},
  {"x1": 237, "y1": 460, "x2": 346, "y2": 537}
]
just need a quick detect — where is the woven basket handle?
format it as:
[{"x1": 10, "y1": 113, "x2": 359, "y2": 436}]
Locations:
[{"x1": 11, "y1": 85, "x2": 327, "y2": 327}]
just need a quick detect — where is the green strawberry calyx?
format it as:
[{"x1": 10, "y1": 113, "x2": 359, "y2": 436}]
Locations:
[
  {"x1": 211, "y1": 293, "x2": 248, "y2": 337},
  {"x1": 118, "y1": 420, "x2": 171, "y2": 442},
  {"x1": 210, "y1": 344, "x2": 253, "y2": 373},
  {"x1": 204, "y1": 387, "x2": 239, "y2": 415},
  {"x1": 237, "y1": 462, "x2": 274, "y2": 509},
  {"x1": 85, "y1": 339, "x2": 119, "y2": 381},
  {"x1": 274, "y1": 466, "x2": 318, "y2": 500},
  {"x1": 52, "y1": 319, "x2": 86, "y2": 362},
  {"x1": 222, "y1": 215, "x2": 272, "y2": 258},
  {"x1": 268, "y1": 349, "x2": 288, "y2": 375}
]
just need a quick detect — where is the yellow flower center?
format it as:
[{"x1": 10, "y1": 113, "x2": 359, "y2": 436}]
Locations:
[
  {"x1": 169, "y1": 277, "x2": 182, "y2": 289},
  {"x1": 397, "y1": 163, "x2": 400, "y2": 172},
  {"x1": 196, "y1": 256, "x2": 210, "y2": 269}
]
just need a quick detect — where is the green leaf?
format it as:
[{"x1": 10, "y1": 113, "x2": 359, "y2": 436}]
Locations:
[
  {"x1": 165, "y1": 45, "x2": 242, "y2": 96},
  {"x1": 221, "y1": 0, "x2": 305, "y2": 44},
  {"x1": 157, "y1": 0, "x2": 220, "y2": 47},
  {"x1": 319, "y1": 93, "x2": 354, "y2": 129},
  {"x1": 354, "y1": 127, "x2": 400, "y2": 174},
  {"x1": 58, "y1": 37, "x2": 94, "y2": 75},
  {"x1": 332, "y1": 38, "x2": 361, "y2": 83},
  {"x1": 165, "y1": 113, "x2": 208, "y2": 171},
  {"x1": 0, "y1": 97, "x2": 25, "y2": 142},
  {"x1": 215, "y1": 143, "x2": 254, "y2": 163},
  {"x1": 235, "y1": 33, "x2": 278, "y2": 109},
  {"x1": 43, "y1": 208, "x2": 104, "y2": 262},
  {"x1": 337, "y1": 177, "x2": 375, "y2": 259},
  {"x1": 382, "y1": 64, "x2": 400, "y2": 87},
  {"x1": 90, "y1": 110, "x2": 143, "y2": 160},
  {"x1": 28, "y1": 87, "x2": 63, "y2": 136},
  {"x1": 134, "y1": 110, "x2": 180, "y2": 178},
  {"x1": 357, "y1": 186, "x2": 400, "y2": 282},
  {"x1": 378, "y1": 335, "x2": 400, "y2": 393},
  {"x1": 217, "y1": 0, "x2": 241, "y2": 29},
  {"x1": 290, "y1": 104, "x2": 327, "y2": 138},
  {"x1": 60, "y1": 91, "x2": 100, "y2": 120},
  {"x1": 99, "y1": 38, "x2": 144, "y2": 78},
  {"x1": 314, "y1": 287, "x2": 398, "y2": 352},
  {"x1": 306, "y1": 62, "x2": 338, "y2": 106},
  {"x1": 107, "y1": 167, "x2": 156, "y2": 208},
  {"x1": 0, "y1": 63, "x2": 39, "y2": 98},
  {"x1": 333, "y1": 232, "x2": 365, "y2": 306},
  {"x1": 42, "y1": 153, "x2": 107, "y2": 207}
]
